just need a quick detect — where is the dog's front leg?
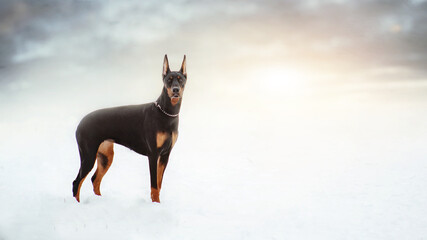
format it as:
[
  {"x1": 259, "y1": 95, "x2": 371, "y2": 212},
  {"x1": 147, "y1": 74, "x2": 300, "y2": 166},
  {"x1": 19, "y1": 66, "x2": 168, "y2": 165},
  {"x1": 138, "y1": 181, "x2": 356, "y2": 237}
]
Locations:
[
  {"x1": 149, "y1": 152, "x2": 171, "y2": 203},
  {"x1": 149, "y1": 154, "x2": 161, "y2": 203}
]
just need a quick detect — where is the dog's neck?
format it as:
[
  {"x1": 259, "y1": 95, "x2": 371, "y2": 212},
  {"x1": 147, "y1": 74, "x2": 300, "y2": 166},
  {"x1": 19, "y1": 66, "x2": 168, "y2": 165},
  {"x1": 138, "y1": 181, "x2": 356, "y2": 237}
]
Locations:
[{"x1": 156, "y1": 87, "x2": 182, "y2": 116}]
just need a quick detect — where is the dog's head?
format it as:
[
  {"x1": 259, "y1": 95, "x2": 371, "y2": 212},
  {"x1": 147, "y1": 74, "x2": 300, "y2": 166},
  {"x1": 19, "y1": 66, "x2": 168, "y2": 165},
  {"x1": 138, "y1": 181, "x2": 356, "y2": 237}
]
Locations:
[{"x1": 162, "y1": 55, "x2": 187, "y2": 106}]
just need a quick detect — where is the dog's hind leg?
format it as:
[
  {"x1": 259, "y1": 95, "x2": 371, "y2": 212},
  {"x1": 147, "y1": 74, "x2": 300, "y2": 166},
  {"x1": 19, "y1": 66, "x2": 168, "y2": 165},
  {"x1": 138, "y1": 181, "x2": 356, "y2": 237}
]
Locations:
[
  {"x1": 91, "y1": 140, "x2": 114, "y2": 196},
  {"x1": 72, "y1": 141, "x2": 98, "y2": 202}
]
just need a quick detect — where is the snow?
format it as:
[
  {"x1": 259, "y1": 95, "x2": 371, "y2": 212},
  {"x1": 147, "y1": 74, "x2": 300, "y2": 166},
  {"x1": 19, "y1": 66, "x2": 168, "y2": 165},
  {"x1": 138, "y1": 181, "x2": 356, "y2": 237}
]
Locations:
[{"x1": 1, "y1": 64, "x2": 427, "y2": 239}]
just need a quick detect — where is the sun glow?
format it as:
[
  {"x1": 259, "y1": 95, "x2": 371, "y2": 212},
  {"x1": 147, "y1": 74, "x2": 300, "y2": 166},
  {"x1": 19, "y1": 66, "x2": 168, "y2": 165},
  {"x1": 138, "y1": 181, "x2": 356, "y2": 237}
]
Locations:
[{"x1": 252, "y1": 66, "x2": 309, "y2": 95}]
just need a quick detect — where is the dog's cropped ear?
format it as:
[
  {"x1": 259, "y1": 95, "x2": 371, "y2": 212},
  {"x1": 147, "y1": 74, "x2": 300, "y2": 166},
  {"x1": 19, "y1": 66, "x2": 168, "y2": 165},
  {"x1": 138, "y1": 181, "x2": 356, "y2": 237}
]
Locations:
[
  {"x1": 163, "y1": 54, "x2": 170, "y2": 77},
  {"x1": 180, "y1": 55, "x2": 187, "y2": 77}
]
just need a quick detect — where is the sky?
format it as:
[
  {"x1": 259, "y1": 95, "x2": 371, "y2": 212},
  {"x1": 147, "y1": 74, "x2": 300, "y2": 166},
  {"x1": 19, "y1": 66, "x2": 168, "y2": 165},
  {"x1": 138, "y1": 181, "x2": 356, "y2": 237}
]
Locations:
[
  {"x1": 0, "y1": 0, "x2": 426, "y2": 118},
  {"x1": 1, "y1": 0, "x2": 427, "y2": 79}
]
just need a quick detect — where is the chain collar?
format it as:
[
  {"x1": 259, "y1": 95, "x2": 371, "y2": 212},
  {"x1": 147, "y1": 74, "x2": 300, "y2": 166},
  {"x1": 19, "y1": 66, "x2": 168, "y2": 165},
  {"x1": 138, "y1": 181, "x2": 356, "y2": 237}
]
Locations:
[{"x1": 154, "y1": 101, "x2": 179, "y2": 118}]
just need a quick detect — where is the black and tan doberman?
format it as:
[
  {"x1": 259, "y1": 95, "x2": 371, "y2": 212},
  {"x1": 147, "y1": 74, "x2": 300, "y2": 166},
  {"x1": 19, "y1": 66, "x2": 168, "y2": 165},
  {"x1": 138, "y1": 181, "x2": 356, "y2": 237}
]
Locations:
[{"x1": 72, "y1": 55, "x2": 187, "y2": 203}]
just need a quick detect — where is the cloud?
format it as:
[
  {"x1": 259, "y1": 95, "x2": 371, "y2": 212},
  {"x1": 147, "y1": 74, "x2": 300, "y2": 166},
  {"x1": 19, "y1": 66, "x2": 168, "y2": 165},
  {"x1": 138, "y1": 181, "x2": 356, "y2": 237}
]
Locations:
[
  {"x1": 216, "y1": 0, "x2": 427, "y2": 74},
  {"x1": 0, "y1": 0, "x2": 97, "y2": 66},
  {"x1": 0, "y1": 0, "x2": 427, "y2": 81}
]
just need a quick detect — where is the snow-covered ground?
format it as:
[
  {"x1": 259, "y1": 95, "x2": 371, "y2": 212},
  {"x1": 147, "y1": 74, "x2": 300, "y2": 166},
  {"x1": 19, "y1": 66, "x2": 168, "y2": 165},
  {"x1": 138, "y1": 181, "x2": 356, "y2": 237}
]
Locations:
[{"x1": 1, "y1": 61, "x2": 427, "y2": 239}]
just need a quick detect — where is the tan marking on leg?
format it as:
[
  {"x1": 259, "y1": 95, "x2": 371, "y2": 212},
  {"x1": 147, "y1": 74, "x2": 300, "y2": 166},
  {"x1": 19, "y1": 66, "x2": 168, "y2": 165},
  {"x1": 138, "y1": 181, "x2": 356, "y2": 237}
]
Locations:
[
  {"x1": 92, "y1": 169, "x2": 101, "y2": 195},
  {"x1": 171, "y1": 131, "x2": 178, "y2": 148},
  {"x1": 156, "y1": 132, "x2": 169, "y2": 148},
  {"x1": 92, "y1": 140, "x2": 114, "y2": 196},
  {"x1": 98, "y1": 140, "x2": 114, "y2": 155},
  {"x1": 151, "y1": 187, "x2": 160, "y2": 203},
  {"x1": 157, "y1": 156, "x2": 166, "y2": 190},
  {"x1": 75, "y1": 176, "x2": 87, "y2": 203}
]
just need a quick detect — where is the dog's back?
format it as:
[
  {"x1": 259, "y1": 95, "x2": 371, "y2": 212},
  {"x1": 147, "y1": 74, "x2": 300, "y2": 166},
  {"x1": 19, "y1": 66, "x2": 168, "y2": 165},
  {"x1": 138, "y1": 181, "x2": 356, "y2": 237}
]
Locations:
[{"x1": 76, "y1": 103, "x2": 153, "y2": 155}]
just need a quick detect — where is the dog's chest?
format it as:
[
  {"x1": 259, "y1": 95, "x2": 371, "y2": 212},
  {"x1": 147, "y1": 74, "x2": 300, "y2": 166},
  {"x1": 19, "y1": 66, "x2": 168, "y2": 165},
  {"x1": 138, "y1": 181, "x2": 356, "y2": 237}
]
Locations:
[{"x1": 156, "y1": 131, "x2": 178, "y2": 150}]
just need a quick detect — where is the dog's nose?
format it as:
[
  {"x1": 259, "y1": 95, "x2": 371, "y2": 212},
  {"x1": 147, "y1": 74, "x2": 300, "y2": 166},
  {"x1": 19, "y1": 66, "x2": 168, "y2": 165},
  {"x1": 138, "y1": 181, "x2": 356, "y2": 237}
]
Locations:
[{"x1": 172, "y1": 87, "x2": 180, "y2": 93}]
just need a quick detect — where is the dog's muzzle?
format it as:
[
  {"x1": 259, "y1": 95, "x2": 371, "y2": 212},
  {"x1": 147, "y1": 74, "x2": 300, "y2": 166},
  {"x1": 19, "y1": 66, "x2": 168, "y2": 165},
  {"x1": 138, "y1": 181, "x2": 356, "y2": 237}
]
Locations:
[{"x1": 169, "y1": 87, "x2": 181, "y2": 105}]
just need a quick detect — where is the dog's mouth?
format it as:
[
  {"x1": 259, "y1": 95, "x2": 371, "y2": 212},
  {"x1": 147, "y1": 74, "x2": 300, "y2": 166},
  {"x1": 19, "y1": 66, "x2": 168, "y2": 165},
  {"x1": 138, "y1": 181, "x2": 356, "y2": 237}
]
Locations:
[
  {"x1": 170, "y1": 94, "x2": 180, "y2": 105},
  {"x1": 166, "y1": 87, "x2": 183, "y2": 105}
]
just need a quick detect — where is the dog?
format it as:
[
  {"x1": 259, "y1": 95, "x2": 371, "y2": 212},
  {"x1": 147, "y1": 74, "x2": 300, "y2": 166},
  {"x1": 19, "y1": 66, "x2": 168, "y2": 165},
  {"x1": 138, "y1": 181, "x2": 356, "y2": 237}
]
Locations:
[{"x1": 72, "y1": 55, "x2": 187, "y2": 203}]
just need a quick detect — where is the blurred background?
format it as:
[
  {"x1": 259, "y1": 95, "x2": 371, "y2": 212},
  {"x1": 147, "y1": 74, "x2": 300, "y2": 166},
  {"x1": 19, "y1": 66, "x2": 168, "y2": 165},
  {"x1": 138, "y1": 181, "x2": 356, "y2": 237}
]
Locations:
[{"x1": 1, "y1": 0, "x2": 427, "y2": 239}]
